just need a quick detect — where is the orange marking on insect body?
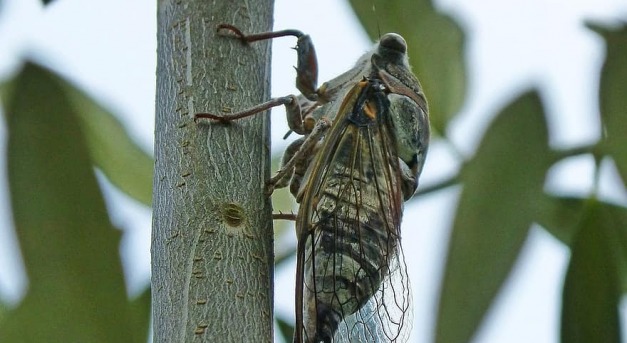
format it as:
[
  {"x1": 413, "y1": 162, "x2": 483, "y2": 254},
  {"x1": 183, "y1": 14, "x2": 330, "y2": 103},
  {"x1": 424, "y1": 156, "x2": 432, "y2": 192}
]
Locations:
[{"x1": 364, "y1": 101, "x2": 377, "y2": 120}]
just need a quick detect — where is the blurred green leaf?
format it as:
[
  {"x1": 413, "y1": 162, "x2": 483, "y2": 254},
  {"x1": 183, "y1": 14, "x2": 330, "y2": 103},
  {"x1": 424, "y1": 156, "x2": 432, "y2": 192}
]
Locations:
[
  {"x1": 271, "y1": 150, "x2": 298, "y2": 268},
  {"x1": 538, "y1": 195, "x2": 627, "y2": 247},
  {"x1": 0, "y1": 300, "x2": 7, "y2": 323},
  {"x1": 538, "y1": 195, "x2": 627, "y2": 294},
  {"x1": 603, "y1": 204, "x2": 627, "y2": 294},
  {"x1": 63, "y1": 79, "x2": 153, "y2": 206},
  {"x1": 436, "y1": 92, "x2": 552, "y2": 343},
  {"x1": 561, "y1": 201, "x2": 622, "y2": 343},
  {"x1": 129, "y1": 287, "x2": 151, "y2": 343},
  {"x1": 0, "y1": 62, "x2": 137, "y2": 343},
  {"x1": 536, "y1": 195, "x2": 587, "y2": 245},
  {"x1": 276, "y1": 315, "x2": 295, "y2": 343},
  {"x1": 271, "y1": 151, "x2": 297, "y2": 238},
  {"x1": 594, "y1": 24, "x2": 627, "y2": 184},
  {"x1": 349, "y1": 0, "x2": 466, "y2": 133},
  {"x1": 275, "y1": 244, "x2": 297, "y2": 268}
]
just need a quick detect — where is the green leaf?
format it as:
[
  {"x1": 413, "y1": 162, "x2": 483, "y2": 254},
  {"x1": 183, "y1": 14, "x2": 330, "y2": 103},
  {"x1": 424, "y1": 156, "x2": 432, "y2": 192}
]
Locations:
[
  {"x1": 536, "y1": 195, "x2": 587, "y2": 245},
  {"x1": 561, "y1": 201, "x2": 622, "y2": 343},
  {"x1": 594, "y1": 24, "x2": 627, "y2": 184},
  {"x1": 348, "y1": 0, "x2": 466, "y2": 133},
  {"x1": 0, "y1": 59, "x2": 154, "y2": 207},
  {"x1": 275, "y1": 244, "x2": 296, "y2": 268},
  {"x1": 538, "y1": 195, "x2": 627, "y2": 294},
  {"x1": 0, "y1": 62, "x2": 136, "y2": 343},
  {"x1": 276, "y1": 315, "x2": 295, "y2": 343},
  {"x1": 63, "y1": 79, "x2": 153, "y2": 206},
  {"x1": 435, "y1": 91, "x2": 552, "y2": 343},
  {"x1": 271, "y1": 150, "x2": 298, "y2": 268},
  {"x1": 603, "y1": 204, "x2": 627, "y2": 294},
  {"x1": 129, "y1": 287, "x2": 152, "y2": 343},
  {"x1": 0, "y1": 300, "x2": 7, "y2": 323},
  {"x1": 271, "y1": 151, "x2": 297, "y2": 238}
]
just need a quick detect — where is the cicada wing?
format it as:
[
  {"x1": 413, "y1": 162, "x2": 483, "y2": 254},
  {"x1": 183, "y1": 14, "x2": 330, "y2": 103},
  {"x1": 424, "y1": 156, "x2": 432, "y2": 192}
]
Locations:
[
  {"x1": 294, "y1": 80, "x2": 412, "y2": 343},
  {"x1": 334, "y1": 246, "x2": 412, "y2": 342},
  {"x1": 330, "y1": 116, "x2": 413, "y2": 343}
]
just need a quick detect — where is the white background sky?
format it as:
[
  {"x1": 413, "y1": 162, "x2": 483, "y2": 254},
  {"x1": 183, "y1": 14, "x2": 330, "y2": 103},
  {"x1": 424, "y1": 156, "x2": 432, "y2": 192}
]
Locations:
[{"x1": 1, "y1": 0, "x2": 627, "y2": 342}]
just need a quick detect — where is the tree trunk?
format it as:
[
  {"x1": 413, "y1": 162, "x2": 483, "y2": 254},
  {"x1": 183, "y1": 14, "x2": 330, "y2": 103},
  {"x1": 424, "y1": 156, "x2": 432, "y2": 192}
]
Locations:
[{"x1": 153, "y1": 1, "x2": 274, "y2": 342}]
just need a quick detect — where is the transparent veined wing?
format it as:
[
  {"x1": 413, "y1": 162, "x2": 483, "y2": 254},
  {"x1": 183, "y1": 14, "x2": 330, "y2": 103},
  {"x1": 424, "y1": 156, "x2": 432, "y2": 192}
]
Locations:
[{"x1": 294, "y1": 79, "x2": 413, "y2": 343}]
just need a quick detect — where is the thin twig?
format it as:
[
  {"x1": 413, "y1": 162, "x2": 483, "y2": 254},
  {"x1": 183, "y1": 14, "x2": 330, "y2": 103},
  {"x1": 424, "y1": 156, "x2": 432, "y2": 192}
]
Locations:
[{"x1": 414, "y1": 175, "x2": 460, "y2": 198}]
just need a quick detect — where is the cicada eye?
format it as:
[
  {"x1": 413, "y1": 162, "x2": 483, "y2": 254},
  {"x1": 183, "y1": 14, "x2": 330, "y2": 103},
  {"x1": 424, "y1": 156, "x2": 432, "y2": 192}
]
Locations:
[{"x1": 379, "y1": 33, "x2": 407, "y2": 54}]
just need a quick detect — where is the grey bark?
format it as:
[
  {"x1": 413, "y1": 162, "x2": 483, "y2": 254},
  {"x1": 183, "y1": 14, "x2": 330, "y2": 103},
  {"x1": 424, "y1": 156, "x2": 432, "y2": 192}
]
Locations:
[{"x1": 153, "y1": 1, "x2": 274, "y2": 342}]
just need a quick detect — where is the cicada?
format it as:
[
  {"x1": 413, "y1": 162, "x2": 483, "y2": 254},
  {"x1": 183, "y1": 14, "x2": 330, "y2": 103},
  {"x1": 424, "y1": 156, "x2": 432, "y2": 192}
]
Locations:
[{"x1": 196, "y1": 25, "x2": 429, "y2": 343}]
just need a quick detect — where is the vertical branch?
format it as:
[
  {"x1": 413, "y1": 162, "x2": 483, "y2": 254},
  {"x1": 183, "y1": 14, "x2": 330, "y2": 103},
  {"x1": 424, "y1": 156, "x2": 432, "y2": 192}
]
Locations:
[{"x1": 153, "y1": 0, "x2": 274, "y2": 342}]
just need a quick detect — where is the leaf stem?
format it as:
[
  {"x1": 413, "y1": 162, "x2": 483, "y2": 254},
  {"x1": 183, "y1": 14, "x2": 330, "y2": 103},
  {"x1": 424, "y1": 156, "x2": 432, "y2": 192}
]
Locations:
[
  {"x1": 552, "y1": 144, "x2": 597, "y2": 162},
  {"x1": 414, "y1": 174, "x2": 460, "y2": 197}
]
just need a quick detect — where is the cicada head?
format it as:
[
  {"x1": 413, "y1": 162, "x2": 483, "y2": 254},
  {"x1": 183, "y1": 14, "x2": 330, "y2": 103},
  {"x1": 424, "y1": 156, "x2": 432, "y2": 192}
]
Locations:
[
  {"x1": 375, "y1": 33, "x2": 410, "y2": 67},
  {"x1": 367, "y1": 33, "x2": 431, "y2": 200}
]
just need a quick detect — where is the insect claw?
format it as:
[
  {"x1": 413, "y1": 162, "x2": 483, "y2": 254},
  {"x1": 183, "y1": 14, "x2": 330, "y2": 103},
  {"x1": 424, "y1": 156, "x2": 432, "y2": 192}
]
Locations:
[
  {"x1": 194, "y1": 112, "x2": 230, "y2": 124},
  {"x1": 216, "y1": 24, "x2": 247, "y2": 43}
]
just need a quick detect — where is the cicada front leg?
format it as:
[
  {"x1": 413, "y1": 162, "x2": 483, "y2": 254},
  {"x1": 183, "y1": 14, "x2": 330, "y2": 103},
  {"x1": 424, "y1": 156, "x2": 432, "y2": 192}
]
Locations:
[
  {"x1": 194, "y1": 25, "x2": 331, "y2": 196},
  {"x1": 216, "y1": 24, "x2": 319, "y2": 101},
  {"x1": 196, "y1": 24, "x2": 333, "y2": 134}
]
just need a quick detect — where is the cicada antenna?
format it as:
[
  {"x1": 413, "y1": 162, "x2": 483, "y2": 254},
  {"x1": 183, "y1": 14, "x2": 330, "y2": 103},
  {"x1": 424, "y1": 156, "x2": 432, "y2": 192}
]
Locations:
[{"x1": 373, "y1": 0, "x2": 381, "y2": 39}]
